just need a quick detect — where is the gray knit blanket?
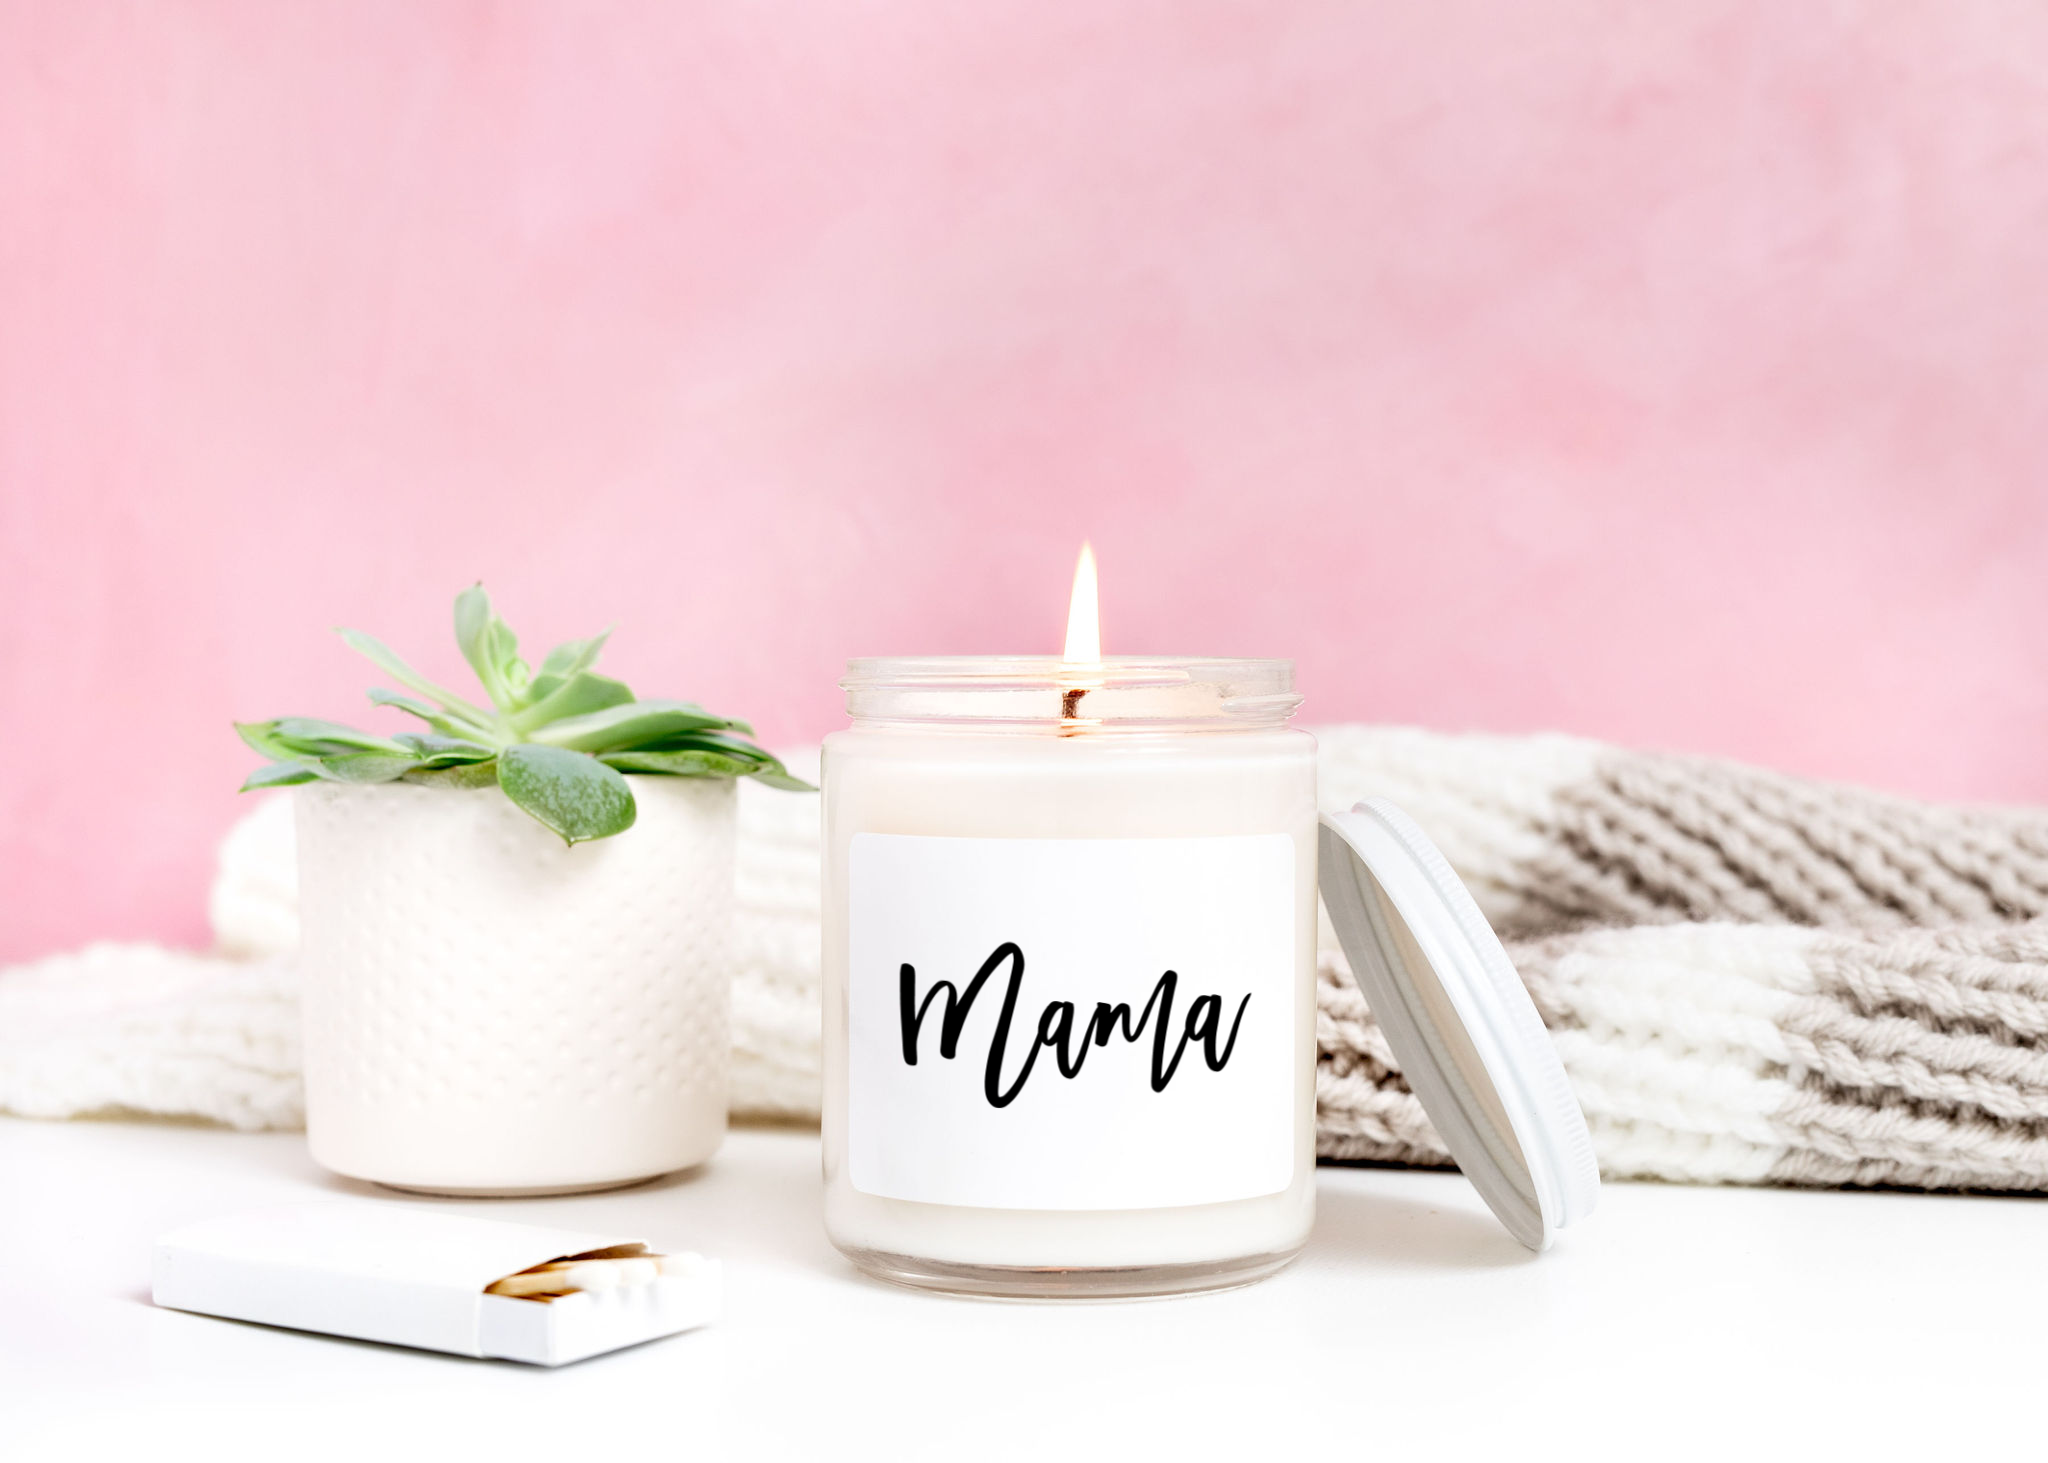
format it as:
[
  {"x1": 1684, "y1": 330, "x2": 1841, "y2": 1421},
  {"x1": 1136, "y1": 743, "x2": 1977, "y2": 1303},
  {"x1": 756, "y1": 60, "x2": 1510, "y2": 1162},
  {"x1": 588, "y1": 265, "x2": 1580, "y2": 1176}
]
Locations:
[
  {"x1": 1313, "y1": 728, "x2": 2048, "y2": 1190},
  {"x1": 5, "y1": 727, "x2": 2046, "y2": 1191}
]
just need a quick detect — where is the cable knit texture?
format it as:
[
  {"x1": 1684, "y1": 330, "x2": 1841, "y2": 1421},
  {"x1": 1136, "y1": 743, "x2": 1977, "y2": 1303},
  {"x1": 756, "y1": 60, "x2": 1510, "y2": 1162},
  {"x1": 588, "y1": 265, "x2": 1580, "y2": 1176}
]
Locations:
[
  {"x1": 6, "y1": 729, "x2": 2047, "y2": 1192},
  {"x1": 1312, "y1": 728, "x2": 2048, "y2": 1189}
]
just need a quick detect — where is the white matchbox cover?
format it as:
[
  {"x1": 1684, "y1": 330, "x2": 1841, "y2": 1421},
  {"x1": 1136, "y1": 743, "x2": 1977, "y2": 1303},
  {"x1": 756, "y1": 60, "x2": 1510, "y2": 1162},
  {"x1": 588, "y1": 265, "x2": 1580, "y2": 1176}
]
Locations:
[{"x1": 151, "y1": 1202, "x2": 723, "y2": 1367}]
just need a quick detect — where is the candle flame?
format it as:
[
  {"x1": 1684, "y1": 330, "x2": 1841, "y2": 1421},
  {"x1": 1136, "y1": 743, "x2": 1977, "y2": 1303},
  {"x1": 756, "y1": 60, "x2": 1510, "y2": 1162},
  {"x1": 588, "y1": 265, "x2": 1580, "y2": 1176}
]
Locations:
[{"x1": 1062, "y1": 542, "x2": 1100, "y2": 665}]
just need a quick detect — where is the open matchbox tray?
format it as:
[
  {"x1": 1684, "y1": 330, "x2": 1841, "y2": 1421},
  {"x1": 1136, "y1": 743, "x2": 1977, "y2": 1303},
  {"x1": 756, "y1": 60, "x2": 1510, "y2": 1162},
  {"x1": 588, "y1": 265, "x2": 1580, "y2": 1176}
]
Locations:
[{"x1": 151, "y1": 1202, "x2": 722, "y2": 1367}]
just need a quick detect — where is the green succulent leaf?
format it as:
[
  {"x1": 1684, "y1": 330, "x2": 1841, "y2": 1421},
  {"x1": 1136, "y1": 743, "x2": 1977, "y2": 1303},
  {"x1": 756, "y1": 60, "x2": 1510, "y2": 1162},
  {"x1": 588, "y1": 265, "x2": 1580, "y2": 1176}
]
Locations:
[
  {"x1": 367, "y1": 687, "x2": 495, "y2": 740},
  {"x1": 234, "y1": 721, "x2": 302, "y2": 761},
  {"x1": 747, "y1": 766, "x2": 818, "y2": 792},
  {"x1": 392, "y1": 733, "x2": 499, "y2": 766},
  {"x1": 599, "y1": 748, "x2": 763, "y2": 778},
  {"x1": 366, "y1": 688, "x2": 441, "y2": 719},
  {"x1": 529, "y1": 699, "x2": 739, "y2": 753},
  {"x1": 497, "y1": 743, "x2": 637, "y2": 844},
  {"x1": 510, "y1": 672, "x2": 635, "y2": 735},
  {"x1": 452, "y1": 583, "x2": 491, "y2": 663},
  {"x1": 239, "y1": 761, "x2": 320, "y2": 791},
  {"x1": 275, "y1": 718, "x2": 409, "y2": 754},
  {"x1": 454, "y1": 584, "x2": 533, "y2": 713},
  {"x1": 603, "y1": 739, "x2": 815, "y2": 791},
  {"x1": 307, "y1": 751, "x2": 421, "y2": 784},
  {"x1": 237, "y1": 718, "x2": 412, "y2": 761},
  {"x1": 633, "y1": 729, "x2": 775, "y2": 762},
  {"x1": 399, "y1": 760, "x2": 501, "y2": 789},
  {"x1": 529, "y1": 631, "x2": 611, "y2": 700},
  {"x1": 641, "y1": 730, "x2": 808, "y2": 785},
  {"x1": 338, "y1": 628, "x2": 497, "y2": 728}
]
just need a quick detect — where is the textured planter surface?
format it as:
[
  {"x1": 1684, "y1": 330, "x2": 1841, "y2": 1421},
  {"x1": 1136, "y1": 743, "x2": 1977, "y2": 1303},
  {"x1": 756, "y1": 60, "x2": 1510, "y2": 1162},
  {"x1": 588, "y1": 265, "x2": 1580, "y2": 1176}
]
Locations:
[{"x1": 295, "y1": 776, "x2": 735, "y2": 1192}]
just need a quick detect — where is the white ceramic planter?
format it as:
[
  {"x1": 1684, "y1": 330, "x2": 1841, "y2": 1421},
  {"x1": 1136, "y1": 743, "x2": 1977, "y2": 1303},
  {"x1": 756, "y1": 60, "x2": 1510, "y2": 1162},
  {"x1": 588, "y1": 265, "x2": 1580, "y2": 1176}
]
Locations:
[{"x1": 295, "y1": 775, "x2": 735, "y2": 1195}]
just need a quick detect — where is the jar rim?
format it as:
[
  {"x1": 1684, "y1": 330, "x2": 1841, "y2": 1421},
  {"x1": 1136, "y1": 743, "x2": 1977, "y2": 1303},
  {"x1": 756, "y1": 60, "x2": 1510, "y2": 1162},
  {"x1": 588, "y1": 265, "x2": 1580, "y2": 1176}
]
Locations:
[{"x1": 841, "y1": 656, "x2": 1300, "y2": 729}]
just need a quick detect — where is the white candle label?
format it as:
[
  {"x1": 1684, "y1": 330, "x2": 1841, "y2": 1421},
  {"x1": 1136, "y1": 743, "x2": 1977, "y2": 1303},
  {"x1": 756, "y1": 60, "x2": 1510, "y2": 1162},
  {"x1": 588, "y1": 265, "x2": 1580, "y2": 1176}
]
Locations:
[{"x1": 847, "y1": 832, "x2": 1298, "y2": 1211}]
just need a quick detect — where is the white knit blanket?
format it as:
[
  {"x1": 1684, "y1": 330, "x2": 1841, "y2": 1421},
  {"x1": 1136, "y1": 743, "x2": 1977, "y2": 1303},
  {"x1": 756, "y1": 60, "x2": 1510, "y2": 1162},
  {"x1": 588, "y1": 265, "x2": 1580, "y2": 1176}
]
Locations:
[{"x1": 7, "y1": 730, "x2": 2045, "y2": 1190}]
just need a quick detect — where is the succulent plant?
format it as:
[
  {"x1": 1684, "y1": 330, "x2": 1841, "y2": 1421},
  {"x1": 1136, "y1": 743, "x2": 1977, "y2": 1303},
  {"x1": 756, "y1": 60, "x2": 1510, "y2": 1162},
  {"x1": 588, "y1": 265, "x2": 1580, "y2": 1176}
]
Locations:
[{"x1": 236, "y1": 584, "x2": 811, "y2": 843}]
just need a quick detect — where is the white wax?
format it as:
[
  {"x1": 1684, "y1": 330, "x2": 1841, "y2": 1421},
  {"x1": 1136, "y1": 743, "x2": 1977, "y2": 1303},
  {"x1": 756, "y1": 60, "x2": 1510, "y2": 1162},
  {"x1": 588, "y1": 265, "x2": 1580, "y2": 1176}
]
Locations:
[{"x1": 822, "y1": 726, "x2": 1318, "y2": 1270}]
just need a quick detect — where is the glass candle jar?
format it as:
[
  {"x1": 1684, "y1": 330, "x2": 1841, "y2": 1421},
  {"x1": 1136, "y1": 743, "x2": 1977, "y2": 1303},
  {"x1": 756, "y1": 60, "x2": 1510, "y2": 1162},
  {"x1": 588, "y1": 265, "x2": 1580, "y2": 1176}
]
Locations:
[{"x1": 821, "y1": 656, "x2": 1318, "y2": 1298}]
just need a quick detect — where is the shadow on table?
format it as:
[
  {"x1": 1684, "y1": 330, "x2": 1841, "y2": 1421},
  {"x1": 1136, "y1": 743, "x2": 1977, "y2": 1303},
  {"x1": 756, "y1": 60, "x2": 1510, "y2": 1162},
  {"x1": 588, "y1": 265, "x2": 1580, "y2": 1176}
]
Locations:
[
  {"x1": 312, "y1": 1162, "x2": 719, "y2": 1204},
  {"x1": 305, "y1": 1138, "x2": 869, "y2": 1289},
  {"x1": 1308, "y1": 1186, "x2": 1533, "y2": 1271}
]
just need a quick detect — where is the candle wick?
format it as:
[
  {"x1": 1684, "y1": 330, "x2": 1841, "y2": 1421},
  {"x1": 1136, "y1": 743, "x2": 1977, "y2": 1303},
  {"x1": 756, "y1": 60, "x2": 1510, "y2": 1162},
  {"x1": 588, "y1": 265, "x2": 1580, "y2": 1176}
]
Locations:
[{"x1": 1060, "y1": 685, "x2": 1087, "y2": 733}]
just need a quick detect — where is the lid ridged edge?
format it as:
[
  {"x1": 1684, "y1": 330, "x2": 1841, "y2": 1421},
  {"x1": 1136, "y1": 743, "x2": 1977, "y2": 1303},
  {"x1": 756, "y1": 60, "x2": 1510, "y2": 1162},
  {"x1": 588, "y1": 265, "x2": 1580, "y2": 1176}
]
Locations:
[{"x1": 1320, "y1": 799, "x2": 1599, "y2": 1249}]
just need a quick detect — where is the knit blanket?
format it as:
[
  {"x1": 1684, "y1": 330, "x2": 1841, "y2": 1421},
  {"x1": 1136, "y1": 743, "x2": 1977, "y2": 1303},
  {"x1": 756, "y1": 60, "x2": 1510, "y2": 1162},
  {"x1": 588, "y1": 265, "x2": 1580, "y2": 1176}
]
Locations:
[
  {"x1": 1313, "y1": 730, "x2": 2048, "y2": 1189},
  {"x1": 5, "y1": 729, "x2": 2045, "y2": 1191}
]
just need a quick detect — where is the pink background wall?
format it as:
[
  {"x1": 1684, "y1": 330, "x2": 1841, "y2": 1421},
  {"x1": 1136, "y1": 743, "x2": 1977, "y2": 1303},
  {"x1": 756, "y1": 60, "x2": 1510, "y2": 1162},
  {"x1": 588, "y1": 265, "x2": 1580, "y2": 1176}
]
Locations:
[{"x1": 4, "y1": 3, "x2": 2047, "y2": 961}]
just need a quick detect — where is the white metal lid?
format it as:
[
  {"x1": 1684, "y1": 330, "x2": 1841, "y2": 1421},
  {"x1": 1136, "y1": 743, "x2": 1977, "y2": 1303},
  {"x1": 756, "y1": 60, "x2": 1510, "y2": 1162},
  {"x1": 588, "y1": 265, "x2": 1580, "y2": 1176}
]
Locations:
[{"x1": 1319, "y1": 799, "x2": 1600, "y2": 1250}]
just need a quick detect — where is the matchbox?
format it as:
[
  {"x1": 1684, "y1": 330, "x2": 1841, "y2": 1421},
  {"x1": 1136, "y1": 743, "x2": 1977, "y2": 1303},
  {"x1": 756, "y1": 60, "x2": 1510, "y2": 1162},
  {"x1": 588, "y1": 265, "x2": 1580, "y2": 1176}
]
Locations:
[{"x1": 151, "y1": 1202, "x2": 721, "y2": 1366}]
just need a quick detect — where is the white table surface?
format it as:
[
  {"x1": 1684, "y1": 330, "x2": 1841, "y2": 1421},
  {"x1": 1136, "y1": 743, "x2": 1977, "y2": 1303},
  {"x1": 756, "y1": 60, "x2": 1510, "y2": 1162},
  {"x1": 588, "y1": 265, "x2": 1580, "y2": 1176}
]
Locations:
[{"x1": 4, "y1": 1116, "x2": 2040, "y2": 1460}]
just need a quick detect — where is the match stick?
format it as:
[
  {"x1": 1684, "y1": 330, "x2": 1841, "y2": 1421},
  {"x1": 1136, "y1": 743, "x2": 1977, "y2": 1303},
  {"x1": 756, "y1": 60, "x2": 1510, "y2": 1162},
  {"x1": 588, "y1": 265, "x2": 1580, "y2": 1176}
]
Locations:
[{"x1": 486, "y1": 1251, "x2": 707, "y2": 1299}]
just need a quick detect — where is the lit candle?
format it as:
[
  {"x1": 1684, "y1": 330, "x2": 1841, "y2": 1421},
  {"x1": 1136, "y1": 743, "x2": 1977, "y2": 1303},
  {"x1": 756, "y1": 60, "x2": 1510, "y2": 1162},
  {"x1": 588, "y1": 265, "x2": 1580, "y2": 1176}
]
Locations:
[
  {"x1": 820, "y1": 549, "x2": 1318, "y2": 1298},
  {"x1": 1062, "y1": 540, "x2": 1100, "y2": 665}
]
